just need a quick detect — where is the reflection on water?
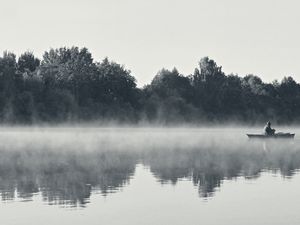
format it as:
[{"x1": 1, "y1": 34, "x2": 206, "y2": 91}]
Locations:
[
  {"x1": 0, "y1": 149, "x2": 137, "y2": 207},
  {"x1": 144, "y1": 138, "x2": 299, "y2": 198},
  {"x1": 0, "y1": 127, "x2": 299, "y2": 207}
]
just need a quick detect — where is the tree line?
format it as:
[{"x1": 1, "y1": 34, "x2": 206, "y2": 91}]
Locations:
[{"x1": 0, "y1": 47, "x2": 299, "y2": 124}]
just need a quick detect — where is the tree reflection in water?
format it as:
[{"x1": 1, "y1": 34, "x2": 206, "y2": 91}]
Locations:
[
  {"x1": 144, "y1": 140, "x2": 300, "y2": 198},
  {"x1": 0, "y1": 148, "x2": 137, "y2": 207},
  {"x1": 0, "y1": 136, "x2": 300, "y2": 206}
]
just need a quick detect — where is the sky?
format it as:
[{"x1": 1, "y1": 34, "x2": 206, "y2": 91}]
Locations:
[{"x1": 0, "y1": 0, "x2": 299, "y2": 86}]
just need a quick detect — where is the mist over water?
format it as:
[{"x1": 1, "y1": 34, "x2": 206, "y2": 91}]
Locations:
[{"x1": 1, "y1": 126, "x2": 300, "y2": 224}]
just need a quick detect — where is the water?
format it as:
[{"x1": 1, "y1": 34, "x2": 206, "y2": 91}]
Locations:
[{"x1": 1, "y1": 127, "x2": 300, "y2": 225}]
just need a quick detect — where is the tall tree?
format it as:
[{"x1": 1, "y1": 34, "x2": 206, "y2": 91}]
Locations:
[
  {"x1": 41, "y1": 47, "x2": 95, "y2": 104},
  {"x1": 17, "y1": 51, "x2": 40, "y2": 73},
  {"x1": 192, "y1": 57, "x2": 226, "y2": 116}
]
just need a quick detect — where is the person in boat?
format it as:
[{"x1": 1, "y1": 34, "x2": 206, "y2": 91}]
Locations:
[{"x1": 264, "y1": 121, "x2": 275, "y2": 135}]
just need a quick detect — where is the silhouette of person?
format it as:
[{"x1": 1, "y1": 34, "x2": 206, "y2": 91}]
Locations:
[{"x1": 264, "y1": 121, "x2": 275, "y2": 135}]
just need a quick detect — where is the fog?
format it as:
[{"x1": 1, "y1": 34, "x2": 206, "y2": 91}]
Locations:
[{"x1": 0, "y1": 126, "x2": 299, "y2": 206}]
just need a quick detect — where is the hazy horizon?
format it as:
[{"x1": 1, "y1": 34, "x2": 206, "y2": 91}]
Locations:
[
  {"x1": 1, "y1": 0, "x2": 300, "y2": 86},
  {"x1": 1, "y1": 2, "x2": 300, "y2": 223}
]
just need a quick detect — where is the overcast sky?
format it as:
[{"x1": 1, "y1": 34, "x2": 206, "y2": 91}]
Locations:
[{"x1": 0, "y1": 0, "x2": 299, "y2": 86}]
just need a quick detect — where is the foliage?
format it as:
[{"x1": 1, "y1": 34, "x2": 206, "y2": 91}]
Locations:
[{"x1": 0, "y1": 47, "x2": 299, "y2": 124}]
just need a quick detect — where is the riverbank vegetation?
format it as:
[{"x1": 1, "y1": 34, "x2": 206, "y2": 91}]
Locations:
[{"x1": 0, "y1": 47, "x2": 299, "y2": 124}]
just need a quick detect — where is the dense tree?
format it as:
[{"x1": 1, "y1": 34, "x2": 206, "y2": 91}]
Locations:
[
  {"x1": 41, "y1": 47, "x2": 95, "y2": 102},
  {"x1": 0, "y1": 52, "x2": 18, "y2": 122},
  {"x1": 18, "y1": 52, "x2": 40, "y2": 73},
  {"x1": 191, "y1": 57, "x2": 226, "y2": 119},
  {"x1": 94, "y1": 58, "x2": 138, "y2": 105},
  {"x1": 219, "y1": 75, "x2": 243, "y2": 119},
  {"x1": 142, "y1": 68, "x2": 196, "y2": 122},
  {"x1": 0, "y1": 47, "x2": 299, "y2": 124},
  {"x1": 276, "y1": 77, "x2": 300, "y2": 122}
]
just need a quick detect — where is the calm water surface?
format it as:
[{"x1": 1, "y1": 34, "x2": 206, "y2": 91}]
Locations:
[{"x1": 1, "y1": 127, "x2": 300, "y2": 225}]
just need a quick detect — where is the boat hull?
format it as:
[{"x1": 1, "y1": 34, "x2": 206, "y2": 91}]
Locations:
[{"x1": 247, "y1": 133, "x2": 295, "y2": 139}]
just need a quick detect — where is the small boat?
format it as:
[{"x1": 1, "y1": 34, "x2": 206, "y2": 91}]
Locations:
[{"x1": 247, "y1": 132, "x2": 295, "y2": 139}]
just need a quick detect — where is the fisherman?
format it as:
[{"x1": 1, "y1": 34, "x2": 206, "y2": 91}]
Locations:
[{"x1": 264, "y1": 121, "x2": 275, "y2": 135}]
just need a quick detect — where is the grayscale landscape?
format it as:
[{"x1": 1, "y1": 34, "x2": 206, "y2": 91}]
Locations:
[{"x1": 1, "y1": 0, "x2": 300, "y2": 224}]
